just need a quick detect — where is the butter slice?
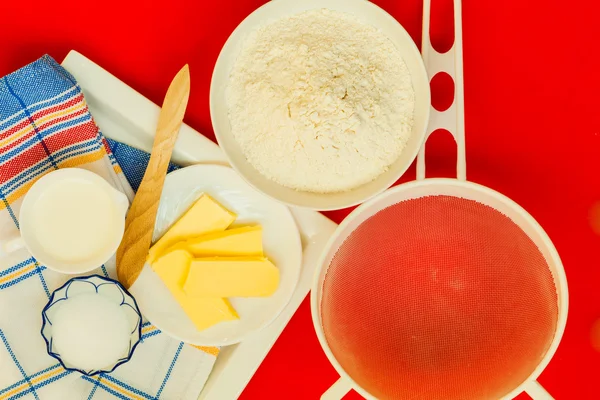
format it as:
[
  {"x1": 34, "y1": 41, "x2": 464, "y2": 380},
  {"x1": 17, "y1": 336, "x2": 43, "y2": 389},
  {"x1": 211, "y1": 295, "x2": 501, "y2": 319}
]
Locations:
[
  {"x1": 184, "y1": 257, "x2": 279, "y2": 298},
  {"x1": 148, "y1": 194, "x2": 236, "y2": 263},
  {"x1": 151, "y1": 249, "x2": 238, "y2": 331},
  {"x1": 185, "y1": 226, "x2": 263, "y2": 257}
]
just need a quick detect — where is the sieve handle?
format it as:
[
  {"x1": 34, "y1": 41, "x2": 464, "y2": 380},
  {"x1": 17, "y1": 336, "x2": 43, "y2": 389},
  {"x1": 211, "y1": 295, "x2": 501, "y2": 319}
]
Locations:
[
  {"x1": 417, "y1": 0, "x2": 466, "y2": 181},
  {"x1": 321, "y1": 377, "x2": 352, "y2": 400},
  {"x1": 524, "y1": 380, "x2": 555, "y2": 399}
]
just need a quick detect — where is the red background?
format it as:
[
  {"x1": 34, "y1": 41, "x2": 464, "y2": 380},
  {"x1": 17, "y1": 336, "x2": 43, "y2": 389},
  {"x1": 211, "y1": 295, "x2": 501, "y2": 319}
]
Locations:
[{"x1": 2, "y1": 0, "x2": 599, "y2": 398}]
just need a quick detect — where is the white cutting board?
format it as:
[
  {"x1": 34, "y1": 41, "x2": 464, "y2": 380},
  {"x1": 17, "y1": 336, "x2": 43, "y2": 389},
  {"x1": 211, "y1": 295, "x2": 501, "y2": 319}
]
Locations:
[{"x1": 61, "y1": 50, "x2": 337, "y2": 400}]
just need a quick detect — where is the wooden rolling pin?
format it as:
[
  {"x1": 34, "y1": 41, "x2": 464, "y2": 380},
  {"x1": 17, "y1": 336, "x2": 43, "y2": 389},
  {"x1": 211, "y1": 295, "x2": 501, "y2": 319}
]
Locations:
[{"x1": 116, "y1": 65, "x2": 190, "y2": 289}]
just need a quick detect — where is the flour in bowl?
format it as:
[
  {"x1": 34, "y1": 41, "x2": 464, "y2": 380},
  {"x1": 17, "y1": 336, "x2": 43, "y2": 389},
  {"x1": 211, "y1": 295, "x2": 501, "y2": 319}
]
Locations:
[{"x1": 227, "y1": 9, "x2": 415, "y2": 193}]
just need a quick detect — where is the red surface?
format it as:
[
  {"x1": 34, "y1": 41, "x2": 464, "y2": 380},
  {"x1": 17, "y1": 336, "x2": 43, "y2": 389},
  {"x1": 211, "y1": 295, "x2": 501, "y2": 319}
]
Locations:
[{"x1": 1, "y1": 0, "x2": 599, "y2": 398}]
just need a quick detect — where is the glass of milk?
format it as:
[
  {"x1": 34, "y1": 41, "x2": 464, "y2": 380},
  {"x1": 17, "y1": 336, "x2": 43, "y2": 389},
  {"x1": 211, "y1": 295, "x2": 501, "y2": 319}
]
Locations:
[
  {"x1": 0, "y1": 168, "x2": 129, "y2": 274},
  {"x1": 41, "y1": 275, "x2": 142, "y2": 375}
]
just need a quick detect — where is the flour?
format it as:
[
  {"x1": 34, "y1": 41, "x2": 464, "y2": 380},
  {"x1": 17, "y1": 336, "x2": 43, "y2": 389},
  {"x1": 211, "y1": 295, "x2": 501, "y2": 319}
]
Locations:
[{"x1": 227, "y1": 9, "x2": 415, "y2": 193}]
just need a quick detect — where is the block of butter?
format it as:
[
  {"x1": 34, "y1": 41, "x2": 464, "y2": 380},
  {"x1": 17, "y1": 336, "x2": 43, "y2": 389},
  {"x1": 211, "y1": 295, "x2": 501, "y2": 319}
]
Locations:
[
  {"x1": 151, "y1": 248, "x2": 239, "y2": 331},
  {"x1": 183, "y1": 257, "x2": 279, "y2": 298},
  {"x1": 148, "y1": 194, "x2": 236, "y2": 263},
  {"x1": 184, "y1": 225, "x2": 263, "y2": 257}
]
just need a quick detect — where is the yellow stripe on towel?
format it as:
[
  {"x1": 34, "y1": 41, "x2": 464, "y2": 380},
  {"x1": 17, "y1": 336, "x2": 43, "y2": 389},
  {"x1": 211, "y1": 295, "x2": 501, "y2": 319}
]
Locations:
[
  {"x1": 0, "y1": 263, "x2": 35, "y2": 285},
  {"x1": 57, "y1": 149, "x2": 106, "y2": 169},
  {"x1": 0, "y1": 103, "x2": 87, "y2": 148},
  {"x1": 190, "y1": 345, "x2": 220, "y2": 357},
  {"x1": 0, "y1": 365, "x2": 64, "y2": 400}
]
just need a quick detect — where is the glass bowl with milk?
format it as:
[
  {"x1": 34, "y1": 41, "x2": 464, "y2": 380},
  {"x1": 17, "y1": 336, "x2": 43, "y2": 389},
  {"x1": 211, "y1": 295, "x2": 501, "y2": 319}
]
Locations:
[
  {"x1": 41, "y1": 275, "x2": 142, "y2": 375},
  {"x1": 0, "y1": 168, "x2": 129, "y2": 274}
]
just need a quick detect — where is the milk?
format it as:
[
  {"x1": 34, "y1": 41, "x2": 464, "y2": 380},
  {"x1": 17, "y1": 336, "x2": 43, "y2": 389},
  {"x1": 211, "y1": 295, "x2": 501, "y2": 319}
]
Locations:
[
  {"x1": 32, "y1": 178, "x2": 118, "y2": 262},
  {"x1": 13, "y1": 168, "x2": 129, "y2": 274},
  {"x1": 52, "y1": 292, "x2": 131, "y2": 371}
]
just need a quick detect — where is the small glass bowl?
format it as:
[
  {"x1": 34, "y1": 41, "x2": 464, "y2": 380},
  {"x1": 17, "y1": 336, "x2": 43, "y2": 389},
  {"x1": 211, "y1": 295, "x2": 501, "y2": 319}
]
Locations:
[{"x1": 41, "y1": 275, "x2": 142, "y2": 376}]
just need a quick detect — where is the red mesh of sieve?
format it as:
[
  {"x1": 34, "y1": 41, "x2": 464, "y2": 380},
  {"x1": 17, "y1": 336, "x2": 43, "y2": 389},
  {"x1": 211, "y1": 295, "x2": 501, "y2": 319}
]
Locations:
[{"x1": 321, "y1": 196, "x2": 558, "y2": 400}]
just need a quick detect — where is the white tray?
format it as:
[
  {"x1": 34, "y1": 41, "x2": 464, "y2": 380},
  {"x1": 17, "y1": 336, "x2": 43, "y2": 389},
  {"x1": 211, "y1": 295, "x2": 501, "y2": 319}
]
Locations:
[{"x1": 61, "y1": 50, "x2": 338, "y2": 400}]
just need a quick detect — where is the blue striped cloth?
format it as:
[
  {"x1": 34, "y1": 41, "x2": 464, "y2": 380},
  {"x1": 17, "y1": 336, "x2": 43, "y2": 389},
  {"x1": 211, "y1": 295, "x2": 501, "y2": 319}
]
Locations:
[
  {"x1": 0, "y1": 56, "x2": 218, "y2": 400},
  {"x1": 105, "y1": 139, "x2": 179, "y2": 192}
]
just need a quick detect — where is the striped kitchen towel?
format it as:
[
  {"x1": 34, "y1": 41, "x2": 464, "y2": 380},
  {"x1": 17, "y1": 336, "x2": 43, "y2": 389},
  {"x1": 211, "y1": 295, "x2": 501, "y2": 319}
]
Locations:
[{"x1": 0, "y1": 55, "x2": 218, "y2": 400}]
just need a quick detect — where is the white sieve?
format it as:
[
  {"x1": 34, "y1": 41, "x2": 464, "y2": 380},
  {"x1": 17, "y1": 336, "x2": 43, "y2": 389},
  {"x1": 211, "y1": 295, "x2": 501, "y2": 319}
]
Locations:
[{"x1": 310, "y1": 1, "x2": 568, "y2": 399}]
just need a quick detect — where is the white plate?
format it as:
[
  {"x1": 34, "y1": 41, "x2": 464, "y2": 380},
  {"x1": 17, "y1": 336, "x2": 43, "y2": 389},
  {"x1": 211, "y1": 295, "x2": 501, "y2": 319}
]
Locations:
[
  {"x1": 61, "y1": 50, "x2": 338, "y2": 400},
  {"x1": 129, "y1": 164, "x2": 302, "y2": 346}
]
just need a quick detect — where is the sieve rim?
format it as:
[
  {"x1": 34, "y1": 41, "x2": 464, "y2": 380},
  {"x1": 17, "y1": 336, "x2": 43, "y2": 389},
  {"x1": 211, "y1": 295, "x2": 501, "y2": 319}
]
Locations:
[{"x1": 310, "y1": 178, "x2": 568, "y2": 400}]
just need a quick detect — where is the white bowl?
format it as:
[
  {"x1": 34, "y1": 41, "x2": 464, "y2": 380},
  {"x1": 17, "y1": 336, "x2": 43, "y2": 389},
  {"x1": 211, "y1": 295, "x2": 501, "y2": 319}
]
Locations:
[
  {"x1": 210, "y1": 0, "x2": 430, "y2": 211},
  {"x1": 18, "y1": 168, "x2": 129, "y2": 274}
]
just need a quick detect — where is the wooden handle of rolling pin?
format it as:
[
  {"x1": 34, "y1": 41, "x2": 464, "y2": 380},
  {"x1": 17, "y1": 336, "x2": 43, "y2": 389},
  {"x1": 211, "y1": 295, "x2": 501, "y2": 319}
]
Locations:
[{"x1": 116, "y1": 65, "x2": 190, "y2": 289}]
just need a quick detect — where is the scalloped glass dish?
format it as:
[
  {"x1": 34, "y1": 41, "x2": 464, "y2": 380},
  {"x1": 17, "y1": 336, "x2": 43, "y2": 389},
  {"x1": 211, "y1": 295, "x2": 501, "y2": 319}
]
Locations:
[{"x1": 41, "y1": 275, "x2": 142, "y2": 376}]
